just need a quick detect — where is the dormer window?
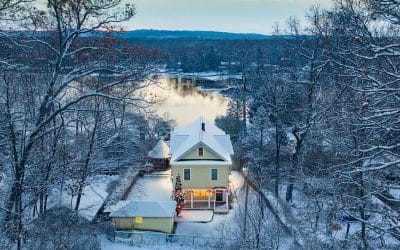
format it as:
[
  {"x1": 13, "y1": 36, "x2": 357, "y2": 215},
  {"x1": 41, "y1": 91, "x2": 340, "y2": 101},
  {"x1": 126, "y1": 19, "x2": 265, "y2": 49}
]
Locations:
[{"x1": 199, "y1": 146, "x2": 204, "y2": 156}]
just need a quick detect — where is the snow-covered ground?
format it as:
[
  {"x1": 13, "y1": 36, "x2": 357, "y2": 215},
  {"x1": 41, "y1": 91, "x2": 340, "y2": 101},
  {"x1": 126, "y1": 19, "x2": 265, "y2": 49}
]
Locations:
[
  {"x1": 229, "y1": 171, "x2": 244, "y2": 193},
  {"x1": 175, "y1": 211, "x2": 237, "y2": 238},
  {"x1": 48, "y1": 175, "x2": 117, "y2": 221},
  {"x1": 175, "y1": 210, "x2": 213, "y2": 222},
  {"x1": 126, "y1": 170, "x2": 173, "y2": 201},
  {"x1": 389, "y1": 186, "x2": 400, "y2": 199},
  {"x1": 106, "y1": 170, "x2": 173, "y2": 213},
  {"x1": 268, "y1": 181, "x2": 400, "y2": 248},
  {"x1": 100, "y1": 236, "x2": 194, "y2": 250}
]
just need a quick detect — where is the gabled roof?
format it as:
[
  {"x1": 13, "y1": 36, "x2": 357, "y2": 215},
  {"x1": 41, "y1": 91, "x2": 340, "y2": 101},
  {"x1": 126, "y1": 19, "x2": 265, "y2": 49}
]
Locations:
[
  {"x1": 148, "y1": 140, "x2": 170, "y2": 159},
  {"x1": 109, "y1": 201, "x2": 176, "y2": 218},
  {"x1": 170, "y1": 117, "x2": 234, "y2": 164}
]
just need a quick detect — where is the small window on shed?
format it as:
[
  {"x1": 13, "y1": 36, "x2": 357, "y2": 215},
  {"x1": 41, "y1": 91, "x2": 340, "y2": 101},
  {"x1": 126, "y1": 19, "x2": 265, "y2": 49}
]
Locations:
[{"x1": 199, "y1": 146, "x2": 204, "y2": 157}]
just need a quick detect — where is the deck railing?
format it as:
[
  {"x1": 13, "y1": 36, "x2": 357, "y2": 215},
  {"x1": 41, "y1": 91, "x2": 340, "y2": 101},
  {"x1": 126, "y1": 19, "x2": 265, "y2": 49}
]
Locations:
[
  {"x1": 183, "y1": 200, "x2": 215, "y2": 209},
  {"x1": 180, "y1": 200, "x2": 229, "y2": 212}
]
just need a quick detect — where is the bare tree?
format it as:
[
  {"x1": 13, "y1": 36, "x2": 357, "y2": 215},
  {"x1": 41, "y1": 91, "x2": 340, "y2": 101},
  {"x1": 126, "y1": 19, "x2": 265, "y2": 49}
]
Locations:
[{"x1": 0, "y1": 1, "x2": 160, "y2": 249}]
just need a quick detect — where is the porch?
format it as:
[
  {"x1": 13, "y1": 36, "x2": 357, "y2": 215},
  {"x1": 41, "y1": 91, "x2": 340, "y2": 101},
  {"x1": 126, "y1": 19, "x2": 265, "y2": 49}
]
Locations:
[{"x1": 182, "y1": 189, "x2": 229, "y2": 213}]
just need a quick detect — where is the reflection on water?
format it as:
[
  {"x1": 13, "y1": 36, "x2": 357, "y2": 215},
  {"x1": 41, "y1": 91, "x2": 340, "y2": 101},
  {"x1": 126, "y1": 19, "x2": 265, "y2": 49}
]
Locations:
[{"x1": 145, "y1": 75, "x2": 229, "y2": 126}]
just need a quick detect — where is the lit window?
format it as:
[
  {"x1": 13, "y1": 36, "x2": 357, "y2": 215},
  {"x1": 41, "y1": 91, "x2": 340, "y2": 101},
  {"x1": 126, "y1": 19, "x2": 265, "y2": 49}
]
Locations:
[
  {"x1": 211, "y1": 169, "x2": 218, "y2": 180},
  {"x1": 184, "y1": 169, "x2": 191, "y2": 180},
  {"x1": 199, "y1": 146, "x2": 204, "y2": 156}
]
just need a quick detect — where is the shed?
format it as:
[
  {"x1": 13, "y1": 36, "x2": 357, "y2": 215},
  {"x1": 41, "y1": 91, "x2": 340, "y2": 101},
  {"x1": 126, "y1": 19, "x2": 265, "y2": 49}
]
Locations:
[
  {"x1": 147, "y1": 140, "x2": 171, "y2": 171},
  {"x1": 109, "y1": 201, "x2": 176, "y2": 233}
]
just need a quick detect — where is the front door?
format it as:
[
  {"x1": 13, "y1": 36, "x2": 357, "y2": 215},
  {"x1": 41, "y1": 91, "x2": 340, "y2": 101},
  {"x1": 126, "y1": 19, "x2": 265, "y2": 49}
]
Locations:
[{"x1": 216, "y1": 190, "x2": 223, "y2": 202}]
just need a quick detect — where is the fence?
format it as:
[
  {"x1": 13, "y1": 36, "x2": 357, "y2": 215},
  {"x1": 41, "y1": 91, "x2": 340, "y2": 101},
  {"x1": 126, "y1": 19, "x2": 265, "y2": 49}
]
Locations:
[{"x1": 115, "y1": 230, "x2": 238, "y2": 248}]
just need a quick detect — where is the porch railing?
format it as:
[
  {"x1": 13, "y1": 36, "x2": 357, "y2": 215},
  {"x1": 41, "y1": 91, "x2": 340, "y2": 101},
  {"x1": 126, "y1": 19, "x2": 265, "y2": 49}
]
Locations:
[{"x1": 183, "y1": 200, "x2": 215, "y2": 209}]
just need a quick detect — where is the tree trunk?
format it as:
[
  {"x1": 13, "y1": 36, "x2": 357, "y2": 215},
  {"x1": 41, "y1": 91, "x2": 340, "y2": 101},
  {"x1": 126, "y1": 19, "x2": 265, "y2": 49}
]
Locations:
[
  {"x1": 240, "y1": 69, "x2": 247, "y2": 137},
  {"x1": 275, "y1": 124, "x2": 281, "y2": 198},
  {"x1": 286, "y1": 183, "x2": 293, "y2": 202},
  {"x1": 314, "y1": 214, "x2": 319, "y2": 233},
  {"x1": 75, "y1": 107, "x2": 99, "y2": 211},
  {"x1": 15, "y1": 178, "x2": 23, "y2": 250},
  {"x1": 345, "y1": 223, "x2": 350, "y2": 239},
  {"x1": 44, "y1": 194, "x2": 48, "y2": 212},
  {"x1": 286, "y1": 134, "x2": 302, "y2": 202},
  {"x1": 74, "y1": 181, "x2": 85, "y2": 211},
  {"x1": 359, "y1": 171, "x2": 367, "y2": 249},
  {"x1": 32, "y1": 201, "x2": 36, "y2": 218},
  {"x1": 286, "y1": 152, "x2": 297, "y2": 202},
  {"x1": 39, "y1": 193, "x2": 44, "y2": 214}
]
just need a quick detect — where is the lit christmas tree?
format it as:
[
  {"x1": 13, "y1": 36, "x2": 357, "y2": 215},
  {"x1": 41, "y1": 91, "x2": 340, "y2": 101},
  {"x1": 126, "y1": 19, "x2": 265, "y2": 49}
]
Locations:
[
  {"x1": 175, "y1": 174, "x2": 182, "y2": 191},
  {"x1": 174, "y1": 174, "x2": 184, "y2": 215}
]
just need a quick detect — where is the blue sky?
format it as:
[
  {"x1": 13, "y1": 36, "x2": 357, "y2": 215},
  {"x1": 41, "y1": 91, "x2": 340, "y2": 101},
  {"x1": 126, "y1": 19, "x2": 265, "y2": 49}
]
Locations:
[{"x1": 124, "y1": 0, "x2": 332, "y2": 34}]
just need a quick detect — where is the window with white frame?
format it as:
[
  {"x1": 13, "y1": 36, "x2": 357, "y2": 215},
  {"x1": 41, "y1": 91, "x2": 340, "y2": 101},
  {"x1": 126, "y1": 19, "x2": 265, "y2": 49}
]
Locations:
[
  {"x1": 211, "y1": 168, "x2": 218, "y2": 180},
  {"x1": 183, "y1": 168, "x2": 191, "y2": 180}
]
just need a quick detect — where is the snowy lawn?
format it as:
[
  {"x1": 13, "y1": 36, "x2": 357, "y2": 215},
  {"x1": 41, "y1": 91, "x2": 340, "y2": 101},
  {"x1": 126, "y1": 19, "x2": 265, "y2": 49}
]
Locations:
[
  {"x1": 389, "y1": 186, "x2": 400, "y2": 199},
  {"x1": 100, "y1": 235, "x2": 196, "y2": 250},
  {"x1": 175, "y1": 212, "x2": 237, "y2": 238},
  {"x1": 175, "y1": 210, "x2": 213, "y2": 222},
  {"x1": 107, "y1": 170, "x2": 174, "y2": 213},
  {"x1": 126, "y1": 170, "x2": 173, "y2": 201}
]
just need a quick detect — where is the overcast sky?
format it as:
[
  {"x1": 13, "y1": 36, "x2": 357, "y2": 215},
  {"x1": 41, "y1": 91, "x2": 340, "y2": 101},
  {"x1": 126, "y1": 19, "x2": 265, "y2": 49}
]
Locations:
[{"x1": 123, "y1": 0, "x2": 332, "y2": 34}]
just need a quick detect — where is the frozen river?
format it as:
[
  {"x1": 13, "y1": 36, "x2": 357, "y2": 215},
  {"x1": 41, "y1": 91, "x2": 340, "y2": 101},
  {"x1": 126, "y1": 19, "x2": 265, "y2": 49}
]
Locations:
[{"x1": 140, "y1": 74, "x2": 230, "y2": 126}]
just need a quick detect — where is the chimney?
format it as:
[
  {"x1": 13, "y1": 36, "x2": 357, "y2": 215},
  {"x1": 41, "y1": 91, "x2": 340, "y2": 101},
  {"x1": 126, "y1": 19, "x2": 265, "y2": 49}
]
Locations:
[{"x1": 201, "y1": 122, "x2": 205, "y2": 131}]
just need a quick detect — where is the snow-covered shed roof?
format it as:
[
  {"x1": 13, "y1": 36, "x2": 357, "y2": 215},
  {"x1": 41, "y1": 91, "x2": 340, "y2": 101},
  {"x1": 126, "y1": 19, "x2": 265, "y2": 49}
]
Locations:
[
  {"x1": 148, "y1": 140, "x2": 170, "y2": 159},
  {"x1": 109, "y1": 201, "x2": 176, "y2": 218},
  {"x1": 170, "y1": 117, "x2": 234, "y2": 164}
]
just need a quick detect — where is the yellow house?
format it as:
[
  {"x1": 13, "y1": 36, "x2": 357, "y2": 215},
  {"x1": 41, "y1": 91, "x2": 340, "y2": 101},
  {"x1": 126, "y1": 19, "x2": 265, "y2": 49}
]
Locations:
[{"x1": 170, "y1": 117, "x2": 234, "y2": 213}]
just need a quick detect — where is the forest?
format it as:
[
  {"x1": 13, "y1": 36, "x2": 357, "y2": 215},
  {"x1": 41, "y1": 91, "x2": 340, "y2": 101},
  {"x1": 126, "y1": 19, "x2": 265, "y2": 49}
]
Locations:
[{"x1": 0, "y1": 0, "x2": 399, "y2": 249}]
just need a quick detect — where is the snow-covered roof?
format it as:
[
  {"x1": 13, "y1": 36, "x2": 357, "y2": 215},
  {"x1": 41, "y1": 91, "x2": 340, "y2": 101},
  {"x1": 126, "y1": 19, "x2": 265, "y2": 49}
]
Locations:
[
  {"x1": 148, "y1": 140, "x2": 170, "y2": 159},
  {"x1": 170, "y1": 117, "x2": 234, "y2": 164},
  {"x1": 171, "y1": 160, "x2": 231, "y2": 166},
  {"x1": 109, "y1": 201, "x2": 176, "y2": 218},
  {"x1": 103, "y1": 200, "x2": 131, "y2": 213}
]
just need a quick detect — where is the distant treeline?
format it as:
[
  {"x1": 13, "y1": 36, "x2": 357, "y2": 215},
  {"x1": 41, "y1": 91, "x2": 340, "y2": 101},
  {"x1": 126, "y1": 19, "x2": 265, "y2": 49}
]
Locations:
[
  {"x1": 125, "y1": 37, "x2": 304, "y2": 72},
  {"x1": 0, "y1": 30, "x2": 304, "y2": 73},
  {"x1": 114, "y1": 29, "x2": 272, "y2": 40}
]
